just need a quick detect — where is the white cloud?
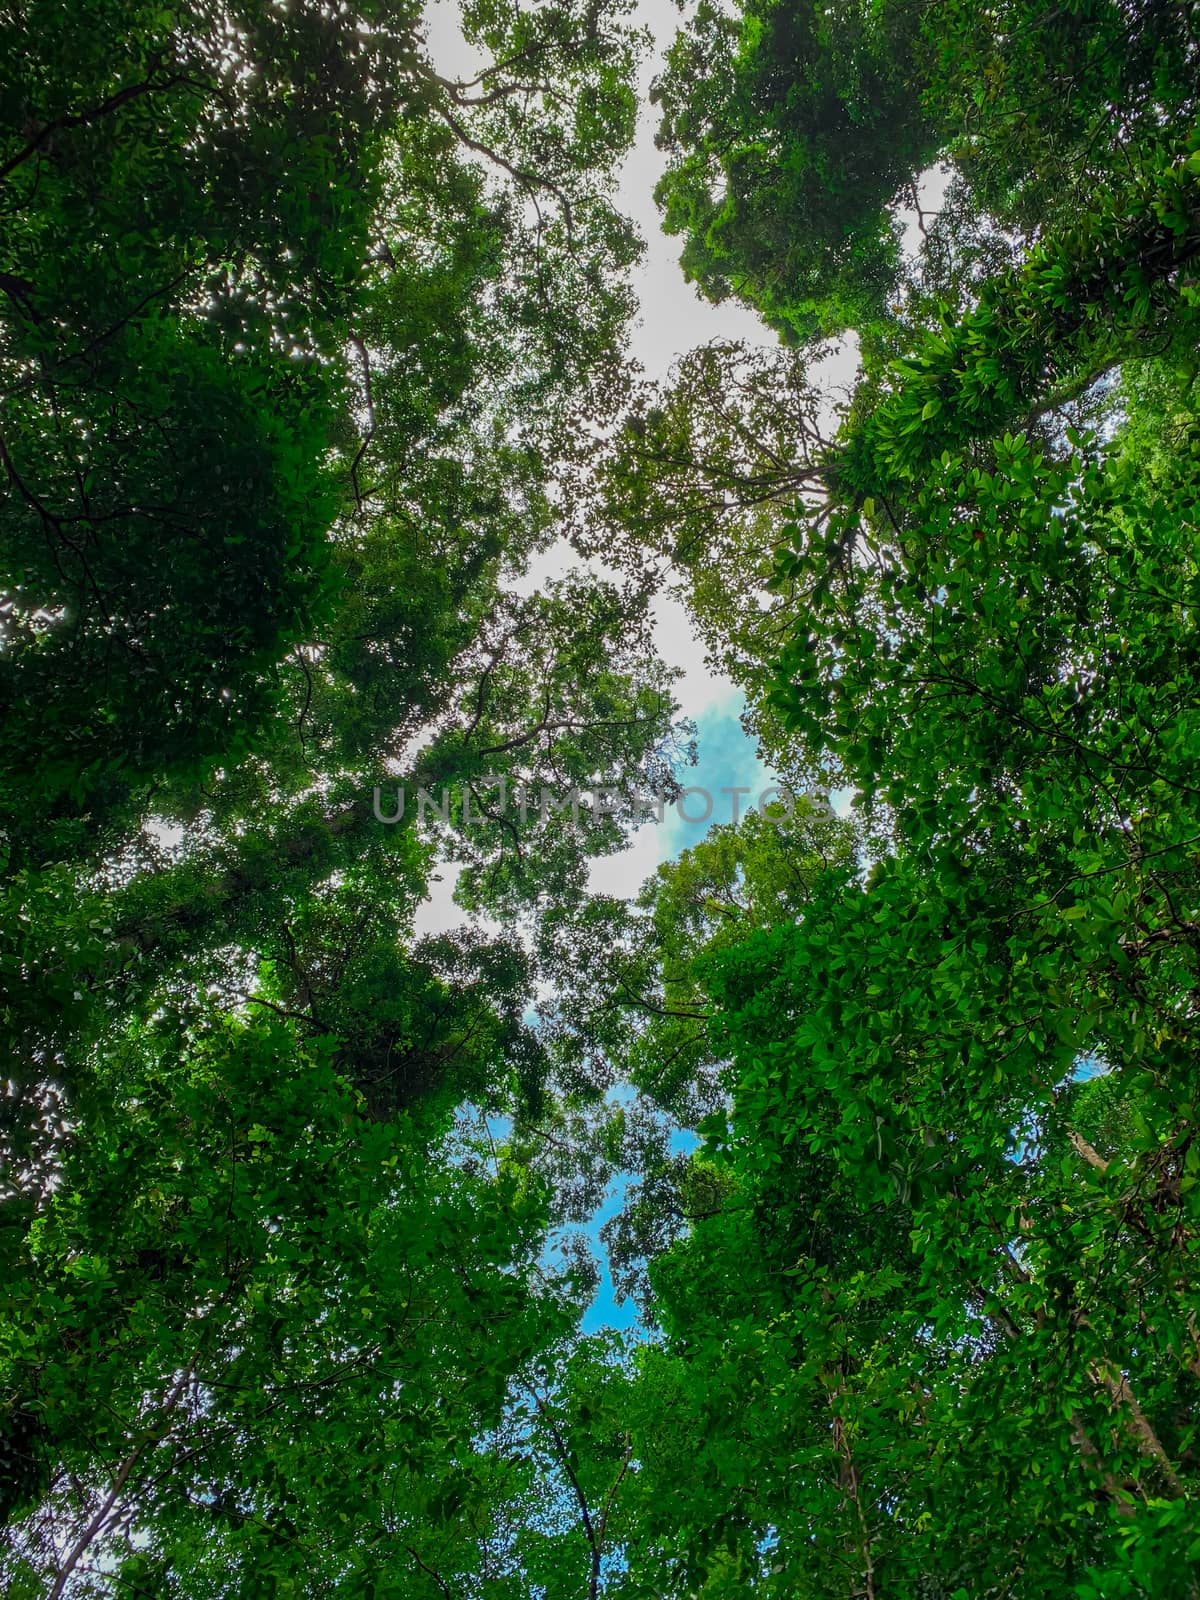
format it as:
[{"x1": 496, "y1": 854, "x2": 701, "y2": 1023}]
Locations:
[
  {"x1": 412, "y1": 862, "x2": 468, "y2": 939},
  {"x1": 585, "y1": 817, "x2": 663, "y2": 902}
]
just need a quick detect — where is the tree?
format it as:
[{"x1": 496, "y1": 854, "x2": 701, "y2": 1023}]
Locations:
[
  {"x1": 0, "y1": 0, "x2": 645, "y2": 845},
  {"x1": 9, "y1": 0, "x2": 1200, "y2": 1590},
  {"x1": 653, "y1": 0, "x2": 937, "y2": 343},
  {"x1": 567, "y1": 336, "x2": 845, "y2": 787},
  {"x1": 1, "y1": 1009, "x2": 568, "y2": 1595},
  {"x1": 652, "y1": 0, "x2": 1200, "y2": 349},
  {"x1": 0, "y1": 2, "x2": 686, "y2": 1588},
  {"x1": 614, "y1": 113, "x2": 1200, "y2": 1600}
]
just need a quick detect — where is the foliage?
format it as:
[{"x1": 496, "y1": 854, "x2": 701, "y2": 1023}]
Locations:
[
  {"x1": 6, "y1": 0, "x2": 1200, "y2": 1593},
  {"x1": 654, "y1": 0, "x2": 937, "y2": 342},
  {"x1": 653, "y1": 0, "x2": 1200, "y2": 348},
  {"x1": 0, "y1": 0, "x2": 676, "y2": 1589},
  {"x1": 611, "y1": 56, "x2": 1200, "y2": 1600}
]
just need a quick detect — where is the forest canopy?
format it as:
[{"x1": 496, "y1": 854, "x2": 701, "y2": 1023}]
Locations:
[{"x1": 2, "y1": 0, "x2": 1200, "y2": 1595}]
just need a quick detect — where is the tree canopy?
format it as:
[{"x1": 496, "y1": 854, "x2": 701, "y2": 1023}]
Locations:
[{"x1": 4, "y1": 0, "x2": 1200, "y2": 1595}]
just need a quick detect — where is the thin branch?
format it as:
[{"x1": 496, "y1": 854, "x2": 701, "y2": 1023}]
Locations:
[
  {"x1": 1068, "y1": 1130, "x2": 1110, "y2": 1174},
  {"x1": 407, "y1": 1546, "x2": 454, "y2": 1599},
  {"x1": 433, "y1": 103, "x2": 575, "y2": 244},
  {"x1": 0, "y1": 64, "x2": 197, "y2": 182},
  {"x1": 48, "y1": 1353, "x2": 200, "y2": 1599},
  {"x1": 348, "y1": 336, "x2": 376, "y2": 516},
  {"x1": 526, "y1": 1387, "x2": 601, "y2": 1596}
]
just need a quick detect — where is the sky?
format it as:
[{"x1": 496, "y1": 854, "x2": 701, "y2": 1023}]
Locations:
[
  {"x1": 415, "y1": 0, "x2": 832, "y2": 936},
  {"x1": 417, "y1": 0, "x2": 842, "y2": 1331}
]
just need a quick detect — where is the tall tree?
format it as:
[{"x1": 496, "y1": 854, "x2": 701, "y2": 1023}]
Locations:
[
  {"x1": 653, "y1": 0, "x2": 1200, "y2": 348},
  {"x1": 616, "y1": 116, "x2": 1200, "y2": 1600},
  {"x1": 0, "y1": 2, "x2": 693, "y2": 1588}
]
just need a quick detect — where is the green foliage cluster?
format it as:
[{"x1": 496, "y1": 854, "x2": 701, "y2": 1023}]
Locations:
[
  {"x1": 653, "y1": 0, "x2": 1200, "y2": 348},
  {"x1": 583, "y1": 15, "x2": 1200, "y2": 1598}
]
